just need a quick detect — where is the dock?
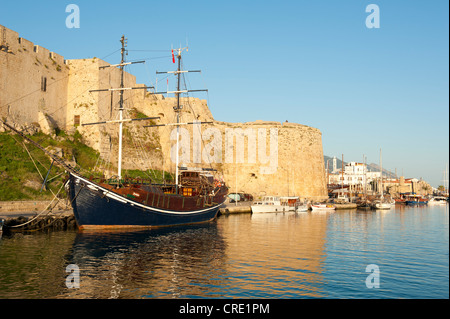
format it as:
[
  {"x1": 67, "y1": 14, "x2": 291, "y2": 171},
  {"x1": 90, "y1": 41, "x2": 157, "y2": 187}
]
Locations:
[
  {"x1": 0, "y1": 210, "x2": 76, "y2": 233},
  {"x1": 219, "y1": 202, "x2": 252, "y2": 215}
]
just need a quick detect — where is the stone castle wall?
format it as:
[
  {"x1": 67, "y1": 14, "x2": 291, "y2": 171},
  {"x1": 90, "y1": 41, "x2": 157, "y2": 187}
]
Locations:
[
  {"x1": 130, "y1": 98, "x2": 328, "y2": 200},
  {"x1": 0, "y1": 25, "x2": 68, "y2": 129},
  {"x1": 0, "y1": 25, "x2": 328, "y2": 200}
]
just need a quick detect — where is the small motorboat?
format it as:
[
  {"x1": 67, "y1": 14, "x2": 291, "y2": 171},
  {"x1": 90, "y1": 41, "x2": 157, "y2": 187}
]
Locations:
[{"x1": 311, "y1": 204, "x2": 335, "y2": 211}]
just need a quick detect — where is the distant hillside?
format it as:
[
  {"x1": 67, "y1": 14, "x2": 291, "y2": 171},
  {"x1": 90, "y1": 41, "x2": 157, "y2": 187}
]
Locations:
[{"x1": 324, "y1": 155, "x2": 397, "y2": 178}]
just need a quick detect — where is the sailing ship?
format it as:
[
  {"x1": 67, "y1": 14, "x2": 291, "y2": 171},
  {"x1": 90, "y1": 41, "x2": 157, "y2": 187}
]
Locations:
[{"x1": 3, "y1": 36, "x2": 228, "y2": 229}]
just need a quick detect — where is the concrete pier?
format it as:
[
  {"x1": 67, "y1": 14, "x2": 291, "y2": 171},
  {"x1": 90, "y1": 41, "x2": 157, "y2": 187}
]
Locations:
[{"x1": 219, "y1": 202, "x2": 252, "y2": 215}]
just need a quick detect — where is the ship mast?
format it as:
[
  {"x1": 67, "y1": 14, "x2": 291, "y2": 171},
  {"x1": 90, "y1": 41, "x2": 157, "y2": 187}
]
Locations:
[
  {"x1": 117, "y1": 35, "x2": 126, "y2": 180},
  {"x1": 174, "y1": 48, "x2": 182, "y2": 191},
  {"x1": 82, "y1": 35, "x2": 158, "y2": 183},
  {"x1": 152, "y1": 47, "x2": 208, "y2": 194}
]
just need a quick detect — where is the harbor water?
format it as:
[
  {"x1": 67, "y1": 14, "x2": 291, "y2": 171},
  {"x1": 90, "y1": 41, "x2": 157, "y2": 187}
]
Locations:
[{"x1": 0, "y1": 205, "x2": 448, "y2": 299}]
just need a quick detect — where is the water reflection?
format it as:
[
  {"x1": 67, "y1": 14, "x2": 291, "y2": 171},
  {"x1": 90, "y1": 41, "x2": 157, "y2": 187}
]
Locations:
[
  {"x1": 0, "y1": 231, "x2": 77, "y2": 298},
  {"x1": 218, "y1": 212, "x2": 328, "y2": 298},
  {"x1": 60, "y1": 223, "x2": 227, "y2": 298},
  {"x1": 0, "y1": 205, "x2": 447, "y2": 299}
]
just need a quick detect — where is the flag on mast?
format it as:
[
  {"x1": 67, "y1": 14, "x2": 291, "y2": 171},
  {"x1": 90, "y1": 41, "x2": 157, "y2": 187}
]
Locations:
[{"x1": 172, "y1": 49, "x2": 175, "y2": 63}]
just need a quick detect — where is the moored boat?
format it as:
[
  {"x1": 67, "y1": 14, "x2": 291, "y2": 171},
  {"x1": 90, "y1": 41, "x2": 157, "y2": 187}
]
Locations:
[
  {"x1": 428, "y1": 196, "x2": 448, "y2": 205},
  {"x1": 251, "y1": 196, "x2": 300, "y2": 213},
  {"x1": 371, "y1": 200, "x2": 392, "y2": 210},
  {"x1": 405, "y1": 194, "x2": 428, "y2": 206},
  {"x1": 67, "y1": 169, "x2": 228, "y2": 229},
  {"x1": 311, "y1": 204, "x2": 335, "y2": 211},
  {"x1": 67, "y1": 39, "x2": 229, "y2": 229},
  {"x1": 2, "y1": 37, "x2": 229, "y2": 230},
  {"x1": 357, "y1": 200, "x2": 372, "y2": 209},
  {"x1": 296, "y1": 203, "x2": 309, "y2": 212}
]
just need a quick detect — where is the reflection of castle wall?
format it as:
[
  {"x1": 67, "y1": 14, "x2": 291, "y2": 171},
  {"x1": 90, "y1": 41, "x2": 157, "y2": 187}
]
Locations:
[{"x1": 218, "y1": 213, "x2": 327, "y2": 297}]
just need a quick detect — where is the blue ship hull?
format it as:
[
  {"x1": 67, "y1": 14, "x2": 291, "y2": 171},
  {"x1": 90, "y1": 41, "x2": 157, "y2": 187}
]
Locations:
[
  {"x1": 405, "y1": 200, "x2": 428, "y2": 205},
  {"x1": 67, "y1": 173, "x2": 222, "y2": 230}
]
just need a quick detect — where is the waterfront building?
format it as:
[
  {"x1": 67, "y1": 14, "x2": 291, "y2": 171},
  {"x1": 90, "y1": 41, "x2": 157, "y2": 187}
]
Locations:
[{"x1": 327, "y1": 161, "x2": 380, "y2": 193}]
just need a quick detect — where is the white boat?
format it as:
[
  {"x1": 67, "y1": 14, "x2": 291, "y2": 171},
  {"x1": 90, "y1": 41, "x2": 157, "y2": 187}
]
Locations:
[
  {"x1": 428, "y1": 196, "x2": 448, "y2": 205},
  {"x1": 371, "y1": 149, "x2": 392, "y2": 210},
  {"x1": 251, "y1": 196, "x2": 299, "y2": 213},
  {"x1": 296, "y1": 204, "x2": 309, "y2": 212},
  {"x1": 372, "y1": 200, "x2": 392, "y2": 210},
  {"x1": 311, "y1": 204, "x2": 335, "y2": 211}
]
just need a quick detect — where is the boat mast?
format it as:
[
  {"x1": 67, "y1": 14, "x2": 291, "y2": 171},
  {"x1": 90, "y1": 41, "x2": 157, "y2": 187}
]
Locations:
[
  {"x1": 174, "y1": 48, "x2": 182, "y2": 193},
  {"x1": 82, "y1": 35, "x2": 158, "y2": 183},
  {"x1": 154, "y1": 47, "x2": 207, "y2": 194},
  {"x1": 117, "y1": 35, "x2": 126, "y2": 181},
  {"x1": 363, "y1": 154, "x2": 367, "y2": 199},
  {"x1": 379, "y1": 148, "x2": 383, "y2": 198},
  {"x1": 341, "y1": 154, "x2": 344, "y2": 197}
]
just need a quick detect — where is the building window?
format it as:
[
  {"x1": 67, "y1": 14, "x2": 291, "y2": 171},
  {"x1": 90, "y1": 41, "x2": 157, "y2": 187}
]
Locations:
[
  {"x1": 74, "y1": 115, "x2": 80, "y2": 126},
  {"x1": 41, "y1": 76, "x2": 47, "y2": 92}
]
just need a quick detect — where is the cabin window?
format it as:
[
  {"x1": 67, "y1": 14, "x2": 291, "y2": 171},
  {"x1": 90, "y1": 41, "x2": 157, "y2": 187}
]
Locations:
[
  {"x1": 74, "y1": 115, "x2": 80, "y2": 126},
  {"x1": 182, "y1": 188, "x2": 193, "y2": 196}
]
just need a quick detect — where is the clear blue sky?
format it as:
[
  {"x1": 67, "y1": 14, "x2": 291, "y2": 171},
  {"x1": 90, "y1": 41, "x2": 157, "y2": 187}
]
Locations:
[{"x1": 1, "y1": 0, "x2": 448, "y2": 187}]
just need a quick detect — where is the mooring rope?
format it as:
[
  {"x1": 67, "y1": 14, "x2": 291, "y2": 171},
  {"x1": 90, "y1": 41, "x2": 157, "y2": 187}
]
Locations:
[{"x1": 6, "y1": 182, "x2": 66, "y2": 229}]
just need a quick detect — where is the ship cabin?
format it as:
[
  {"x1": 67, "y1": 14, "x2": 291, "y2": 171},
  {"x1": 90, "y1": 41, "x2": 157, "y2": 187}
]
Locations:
[{"x1": 178, "y1": 168, "x2": 216, "y2": 197}]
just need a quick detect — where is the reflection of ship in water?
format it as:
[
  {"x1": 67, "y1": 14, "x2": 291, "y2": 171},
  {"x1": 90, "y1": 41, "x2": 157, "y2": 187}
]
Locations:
[{"x1": 60, "y1": 223, "x2": 226, "y2": 298}]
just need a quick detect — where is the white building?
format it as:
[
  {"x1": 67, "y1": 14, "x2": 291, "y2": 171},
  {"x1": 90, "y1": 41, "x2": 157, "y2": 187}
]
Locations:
[{"x1": 327, "y1": 162, "x2": 381, "y2": 191}]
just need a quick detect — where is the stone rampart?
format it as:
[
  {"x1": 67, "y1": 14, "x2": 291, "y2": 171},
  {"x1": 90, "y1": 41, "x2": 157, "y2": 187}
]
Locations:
[{"x1": 0, "y1": 25, "x2": 69, "y2": 128}]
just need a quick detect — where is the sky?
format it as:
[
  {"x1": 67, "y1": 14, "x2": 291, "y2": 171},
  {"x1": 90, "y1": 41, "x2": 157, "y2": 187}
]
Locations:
[{"x1": 1, "y1": 0, "x2": 448, "y2": 187}]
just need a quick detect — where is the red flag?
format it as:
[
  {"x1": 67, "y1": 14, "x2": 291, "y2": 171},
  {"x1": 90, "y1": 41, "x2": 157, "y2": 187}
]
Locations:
[{"x1": 172, "y1": 49, "x2": 175, "y2": 63}]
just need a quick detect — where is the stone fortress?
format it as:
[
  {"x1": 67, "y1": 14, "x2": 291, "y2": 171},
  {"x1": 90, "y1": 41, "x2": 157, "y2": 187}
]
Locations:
[{"x1": 0, "y1": 25, "x2": 328, "y2": 200}]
